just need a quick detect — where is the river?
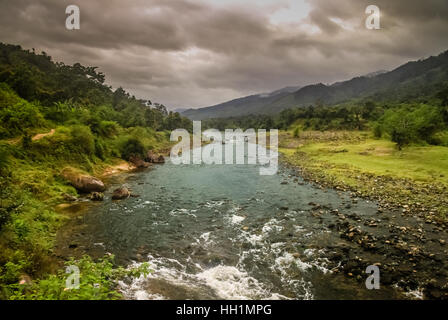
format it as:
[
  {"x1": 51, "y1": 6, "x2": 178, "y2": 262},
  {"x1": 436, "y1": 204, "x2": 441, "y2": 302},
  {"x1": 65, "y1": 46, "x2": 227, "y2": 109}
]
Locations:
[{"x1": 56, "y1": 141, "x2": 406, "y2": 299}]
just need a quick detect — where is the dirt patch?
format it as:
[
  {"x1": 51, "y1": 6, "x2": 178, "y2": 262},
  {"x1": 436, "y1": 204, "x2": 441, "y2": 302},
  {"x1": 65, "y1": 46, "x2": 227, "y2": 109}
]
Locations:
[
  {"x1": 372, "y1": 146, "x2": 393, "y2": 156},
  {"x1": 32, "y1": 128, "x2": 55, "y2": 141},
  {"x1": 101, "y1": 161, "x2": 136, "y2": 177}
]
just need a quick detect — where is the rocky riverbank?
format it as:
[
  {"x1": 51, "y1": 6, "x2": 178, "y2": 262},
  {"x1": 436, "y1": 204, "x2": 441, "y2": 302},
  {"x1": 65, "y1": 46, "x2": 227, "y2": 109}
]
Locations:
[{"x1": 279, "y1": 136, "x2": 448, "y2": 299}]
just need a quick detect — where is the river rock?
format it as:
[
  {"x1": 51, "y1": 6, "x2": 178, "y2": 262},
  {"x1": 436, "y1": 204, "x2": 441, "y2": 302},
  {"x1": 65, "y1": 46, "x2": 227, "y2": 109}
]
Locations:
[
  {"x1": 63, "y1": 193, "x2": 77, "y2": 202},
  {"x1": 146, "y1": 151, "x2": 165, "y2": 164},
  {"x1": 129, "y1": 155, "x2": 150, "y2": 168},
  {"x1": 112, "y1": 187, "x2": 130, "y2": 200},
  {"x1": 61, "y1": 168, "x2": 106, "y2": 193}
]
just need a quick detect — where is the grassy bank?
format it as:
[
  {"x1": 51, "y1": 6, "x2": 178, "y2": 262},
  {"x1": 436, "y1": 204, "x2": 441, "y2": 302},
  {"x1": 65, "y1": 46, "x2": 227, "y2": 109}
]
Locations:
[
  {"x1": 279, "y1": 130, "x2": 448, "y2": 222},
  {"x1": 0, "y1": 126, "x2": 172, "y2": 299},
  {"x1": 0, "y1": 43, "x2": 193, "y2": 299}
]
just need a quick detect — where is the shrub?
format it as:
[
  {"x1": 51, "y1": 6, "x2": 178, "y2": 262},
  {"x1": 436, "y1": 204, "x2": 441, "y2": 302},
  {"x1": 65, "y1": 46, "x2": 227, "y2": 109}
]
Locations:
[
  {"x1": 97, "y1": 121, "x2": 119, "y2": 138},
  {"x1": 372, "y1": 123, "x2": 383, "y2": 138},
  {"x1": 379, "y1": 104, "x2": 444, "y2": 149},
  {"x1": 293, "y1": 126, "x2": 301, "y2": 138},
  {"x1": 94, "y1": 138, "x2": 106, "y2": 160},
  {"x1": 69, "y1": 125, "x2": 94, "y2": 156},
  {"x1": 21, "y1": 132, "x2": 32, "y2": 149},
  {"x1": 0, "y1": 83, "x2": 47, "y2": 138},
  {"x1": 120, "y1": 137, "x2": 145, "y2": 160},
  {"x1": 430, "y1": 131, "x2": 448, "y2": 146},
  {"x1": 0, "y1": 102, "x2": 46, "y2": 138}
]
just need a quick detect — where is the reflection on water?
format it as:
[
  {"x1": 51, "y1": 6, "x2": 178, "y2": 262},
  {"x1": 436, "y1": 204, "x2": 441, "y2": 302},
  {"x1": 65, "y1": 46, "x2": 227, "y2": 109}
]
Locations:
[{"x1": 56, "y1": 142, "x2": 403, "y2": 300}]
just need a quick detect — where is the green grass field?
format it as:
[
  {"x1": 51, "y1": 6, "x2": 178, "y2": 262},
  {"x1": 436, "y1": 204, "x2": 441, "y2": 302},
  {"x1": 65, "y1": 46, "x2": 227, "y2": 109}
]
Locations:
[
  {"x1": 300, "y1": 139, "x2": 447, "y2": 185},
  {"x1": 280, "y1": 131, "x2": 448, "y2": 185},
  {"x1": 279, "y1": 131, "x2": 448, "y2": 219}
]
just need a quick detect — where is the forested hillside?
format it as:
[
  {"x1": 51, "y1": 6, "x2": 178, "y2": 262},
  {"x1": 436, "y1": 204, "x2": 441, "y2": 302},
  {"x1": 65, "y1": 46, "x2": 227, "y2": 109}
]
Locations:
[
  {"x1": 185, "y1": 50, "x2": 448, "y2": 119},
  {"x1": 0, "y1": 43, "x2": 191, "y2": 299},
  {"x1": 182, "y1": 86, "x2": 301, "y2": 120}
]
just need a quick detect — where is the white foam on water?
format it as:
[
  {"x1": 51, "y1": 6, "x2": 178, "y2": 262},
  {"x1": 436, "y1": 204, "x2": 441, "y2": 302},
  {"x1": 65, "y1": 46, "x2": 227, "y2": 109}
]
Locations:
[
  {"x1": 271, "y1": 242, "x2": 285, "y2": 249},
  {"x1": 402, "y1": 286, "x2": 424, "y2": 300},
  {"x1": 199, "y1": 232, "x2": 214, "y2": 246},
  {"x1": 227, "y1": 206, "x2": 242, "y2": 214},
  {"x1": 273, "y1": 252, "x2": 312, "y2": 273},
  {"x1": 191, "y1": 232, "x2": 216, "y2": 248},
  {"x1": 119, "y1": 254, "x2": 286, "y2": 300},
  {"x1": 262, "y1": 218, "x2": 283, "y2": 234},
  {"x1": 134, "y1": 200, "x2": 159, "y2": 209},
  {"x1": 238, "y1": 231, "x2": 264, "y2": 246},
  {"x1": 119, "y1": 204, "x2": 329, "y2": 301},
  {"x1": 119, "y1": 255, "x2": 197, "y2": 300},
  {"x1": 269, "y1": 252, "x2": 314, "y2": 299},
  {"x1": 230, "y1": 215, "x2": 245, "y2": 224},
  {"x1": 199, "y1": 231, "x2": 211, "y2": 242},
  {"x1": 195, "y1": 265, "x2": 286, "y2": 300},
  {"x1": 120, "y1": 280, "x2": 166, "y2": 300},
  {"x1": 304, "y1": 249, "x2": 315, "y2": 257},
  {"x1": 204, "y1": 201, "x2": 224, "y2": 208},
  {"x1": 169, "y1": 208, "x2": 197, "y2": 218}
]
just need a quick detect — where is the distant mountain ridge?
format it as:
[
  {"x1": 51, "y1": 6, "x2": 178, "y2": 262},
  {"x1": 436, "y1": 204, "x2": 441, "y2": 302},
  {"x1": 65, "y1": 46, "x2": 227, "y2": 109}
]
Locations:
[
  {"x1": 183, "y1": 50, "x2": 448, "y2": 120},
  {"x1": 182, "y1": 85, "x2": 301, "y2": 120}
]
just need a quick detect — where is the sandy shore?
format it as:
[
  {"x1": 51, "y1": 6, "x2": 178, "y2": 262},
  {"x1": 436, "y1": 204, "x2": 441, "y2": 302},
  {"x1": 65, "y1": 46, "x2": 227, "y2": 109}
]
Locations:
[{"x1": 101, "y1": 160, "x2": 137, "y2": 177}]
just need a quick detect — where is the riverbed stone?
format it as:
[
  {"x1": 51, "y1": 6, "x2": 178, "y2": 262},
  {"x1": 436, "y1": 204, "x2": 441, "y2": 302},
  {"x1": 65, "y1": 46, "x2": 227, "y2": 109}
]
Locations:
[
  {"x1": 129, "y1": 155, "x2": 151, "y2": 168},
  {"x1": 146, "y1": 151, "x2": 165, "y2": 164},
  {"x1": 112, "y1": 187, "x2": 131, "y2": 200},
  {"x1": 61, "y1": 167, "x2": 106, "y2": 193}
]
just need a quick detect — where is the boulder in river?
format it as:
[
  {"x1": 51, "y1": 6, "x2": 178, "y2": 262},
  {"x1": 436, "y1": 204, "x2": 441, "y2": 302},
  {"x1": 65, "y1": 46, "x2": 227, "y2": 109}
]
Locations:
[
  {"x1": 112, "y1": 187, "x2": 130, "y2": 200},
  {"x1": 129, "y1": 155, "x2": 151, "y2": 168},
  {"x1": 61, "y1": 167, "x2": 106, "y2": 193},
  {"x1": 145, "y1": 151, "x2": 165, "y2": 164}
]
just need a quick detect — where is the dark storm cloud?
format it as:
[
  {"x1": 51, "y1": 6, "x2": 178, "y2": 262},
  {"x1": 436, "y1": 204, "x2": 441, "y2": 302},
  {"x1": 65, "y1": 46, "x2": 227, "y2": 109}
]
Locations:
[{"x1": 0, "y1": 0, "x2": 447, "y2": 108}]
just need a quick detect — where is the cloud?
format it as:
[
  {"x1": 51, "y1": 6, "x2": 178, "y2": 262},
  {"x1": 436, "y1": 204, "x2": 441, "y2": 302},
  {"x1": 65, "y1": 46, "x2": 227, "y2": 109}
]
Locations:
[{"x1": 0, "y1": 0, "x2": 448, "y2": 108}]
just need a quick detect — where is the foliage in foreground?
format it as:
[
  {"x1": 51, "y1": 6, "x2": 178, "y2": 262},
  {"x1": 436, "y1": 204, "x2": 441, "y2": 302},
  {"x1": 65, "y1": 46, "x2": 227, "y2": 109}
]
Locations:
[{"x1": 4, "y1": 255, "x2": 150, "y2": 300}]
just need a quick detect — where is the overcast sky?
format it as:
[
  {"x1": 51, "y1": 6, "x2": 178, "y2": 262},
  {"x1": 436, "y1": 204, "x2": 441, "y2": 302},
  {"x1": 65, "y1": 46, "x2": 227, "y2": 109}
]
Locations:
[{"x1": 1, "y1": 0, "x2": 448, "y2": 109}]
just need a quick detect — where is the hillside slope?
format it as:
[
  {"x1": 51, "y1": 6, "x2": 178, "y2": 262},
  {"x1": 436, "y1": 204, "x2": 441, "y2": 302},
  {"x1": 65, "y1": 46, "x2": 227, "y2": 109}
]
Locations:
[
  {"x1": 184, "y1": 50, "x2": 448, "y2": 120},
  {"x1": 182, "y1": 86, "x2": 300, "y2": 120}
]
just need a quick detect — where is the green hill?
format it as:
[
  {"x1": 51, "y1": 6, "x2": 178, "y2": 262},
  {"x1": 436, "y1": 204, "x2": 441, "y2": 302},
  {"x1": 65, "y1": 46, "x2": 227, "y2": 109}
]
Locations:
[{"x1": 184, "y1": 50, "x2": 448, "y2": 120}]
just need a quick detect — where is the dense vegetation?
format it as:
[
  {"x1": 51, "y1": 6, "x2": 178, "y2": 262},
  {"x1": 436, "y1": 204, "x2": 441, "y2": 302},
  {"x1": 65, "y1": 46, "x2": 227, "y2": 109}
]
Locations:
[
  {"x1": 0, "y1": 43, "x2": 191, "y2": 299},
  {"x1": 200, "y1": 51, "x2": 448, "y2": 150},
  {"x1": 203, "y1": 91, "x2": 448, "y2": 150},
  {"x1": 1, "y1": 41, "x2": 447, "y2": 299},
  {"x1": 185, "y1": 50, "x2": 448, "y2": 119}
]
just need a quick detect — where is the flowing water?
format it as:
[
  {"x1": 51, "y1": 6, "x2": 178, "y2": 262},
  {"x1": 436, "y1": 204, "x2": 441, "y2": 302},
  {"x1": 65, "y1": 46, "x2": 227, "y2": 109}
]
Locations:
[{"x1": 57, "y1": 141, "x2": 405, "y2": 299}]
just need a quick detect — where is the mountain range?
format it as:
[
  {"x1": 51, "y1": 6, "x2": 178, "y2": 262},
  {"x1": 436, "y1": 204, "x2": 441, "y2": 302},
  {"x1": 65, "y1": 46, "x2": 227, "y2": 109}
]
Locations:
[{"x1": 182, "y1": 51, "x2": 448, "y2": 120}]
